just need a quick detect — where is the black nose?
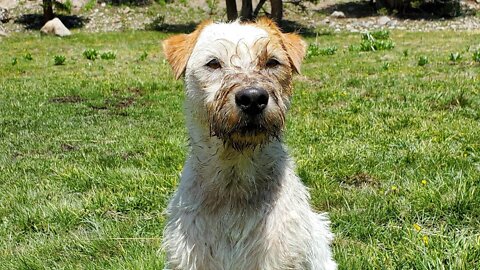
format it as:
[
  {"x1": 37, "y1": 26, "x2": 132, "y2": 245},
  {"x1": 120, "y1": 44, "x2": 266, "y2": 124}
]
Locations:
[{"x1": 235, "y1": 88, "x2": 269, "y2": 115}]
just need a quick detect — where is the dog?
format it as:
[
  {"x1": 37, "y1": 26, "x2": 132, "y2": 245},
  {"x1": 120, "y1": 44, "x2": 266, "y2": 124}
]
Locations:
[{"x1": 162, "y1": 18, "x2": 336, "y2": 270}]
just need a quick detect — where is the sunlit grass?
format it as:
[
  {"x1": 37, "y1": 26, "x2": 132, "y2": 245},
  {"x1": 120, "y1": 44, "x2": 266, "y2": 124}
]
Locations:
[{"x1": 1, "y1": 30, "x2": 479, "y2": 269}]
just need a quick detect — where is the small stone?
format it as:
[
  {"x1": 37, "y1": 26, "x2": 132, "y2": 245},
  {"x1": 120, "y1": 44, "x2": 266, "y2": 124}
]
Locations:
[
  {"x1": 377, "y1": 16, "x2": 391, "y2": 26},
  {"x1": 0, "y1": 7, "x2": 9, "y2": 22},
  {"x1": 101, "y1": 2, "x2": 106, "y2": 7},
  {"x1": 0, "y1": 29, "x2": 7, "y2": 36},
  {"x1": 40, "y1": 17, "x2": 71, "y2": 37},
  {"x1": 387, "y1": 20, "x2": 397, "y2": 26},
  {"x1": 330, "y1": 11, "x2": 346, "y2": 18}
]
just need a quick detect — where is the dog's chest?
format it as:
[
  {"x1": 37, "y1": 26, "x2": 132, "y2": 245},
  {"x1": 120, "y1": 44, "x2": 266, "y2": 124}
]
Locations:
[{"x1": 189, "y1": 205, "x2": 302, "y2": 270}]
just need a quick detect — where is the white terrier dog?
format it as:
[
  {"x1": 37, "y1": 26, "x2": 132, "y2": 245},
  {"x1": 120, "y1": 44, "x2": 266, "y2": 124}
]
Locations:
[{"x1": 162, "y1": 18, "x2": 336, "y2": 270}]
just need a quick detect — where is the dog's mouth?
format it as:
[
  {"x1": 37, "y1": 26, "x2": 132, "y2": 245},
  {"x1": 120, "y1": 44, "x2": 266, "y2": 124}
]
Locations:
[
  {"x1": 209, "y1": 116, "x2": 283, "y2": 150},
  {"x1": 236, "y1": 118, "x2": 268, "y2": 134}
]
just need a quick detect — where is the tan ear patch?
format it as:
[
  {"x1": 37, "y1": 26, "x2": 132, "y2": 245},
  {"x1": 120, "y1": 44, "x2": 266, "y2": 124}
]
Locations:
[
  {"x1": 281, "y1": 33, "x2": 307, "y2": 74},
  {"x1": 162, "y1": 20, "x2": 212, "y2": 80},
  {"x1": 253, "y1": 17, "x2": 307, "y2": 74}
]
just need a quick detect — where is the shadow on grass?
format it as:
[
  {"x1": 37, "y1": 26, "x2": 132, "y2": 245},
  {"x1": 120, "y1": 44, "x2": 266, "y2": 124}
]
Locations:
[
  {"x1": 147, "y1": 21, "x2": 198, "y2": 33},
  {"x1": 315, "y1": 0, "x2": 377, "y2": 18},
  {"x1": 150, "y1": 19, "x2": 323, "y2": 37},
  {"x1": 279, "y1": 19, "x2": 328, "y2": 37},
  {"x1": 100, "y1": 0, "x2": 151, "y2": 6},
  {"x1": 14, "y1": 14, "x2": 90, "y2": 30},
  {"x1": 316, "y1": 0, "x2": 462, "y2": 19}
]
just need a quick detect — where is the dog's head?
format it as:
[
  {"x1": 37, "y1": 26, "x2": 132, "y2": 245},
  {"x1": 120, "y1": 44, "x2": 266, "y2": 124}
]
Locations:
[{"x1": 163, "y1": 18, "x2": 306, "y2": 150}]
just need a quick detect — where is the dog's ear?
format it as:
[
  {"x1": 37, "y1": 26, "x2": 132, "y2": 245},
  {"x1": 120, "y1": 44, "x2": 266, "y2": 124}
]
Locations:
[
  {"x1": 163, "y1": 34, "x2": 193, "y2": 80},
  {"x1": 163, "y1": 20, "x2": 211, "y2": 80},
  {"x1": 281, "y1": 33, "x2": 307, "y2": 74},
  {"x1": 254, "y1": 17, "x2": 307, "y2": 74}
]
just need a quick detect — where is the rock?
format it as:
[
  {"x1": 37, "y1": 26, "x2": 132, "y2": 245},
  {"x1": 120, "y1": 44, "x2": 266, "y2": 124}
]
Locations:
[
  {"x1": 0, "y1": 28, "x2": 7, "y2": 37},
  {"x1": 0, "y1": 7, "x2": 9, "y2": 22},
  {"x1": 40, "y1": 18, "x2": 71, "y2": 37},
  {"x1": 101, "y1": 2, "x2": 106, "y2": 7},
  {"x1": 377, "y1": 16, "x2": 391, "y2": 26},
  {"x1": 387, "y1": 20, "x2": 397, "y2": 26},
  {"x1": 0, "y1": 0, "x2": 17, "y2": 9},
  {"x1": 330, "y1": 11, "x2": 346, "y2": 18}
]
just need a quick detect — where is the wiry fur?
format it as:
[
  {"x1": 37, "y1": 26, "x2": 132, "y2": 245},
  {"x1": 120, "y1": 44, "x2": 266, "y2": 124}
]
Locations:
[{"x1": 162, "y1": 18, "x2": 337, "y2": 270}]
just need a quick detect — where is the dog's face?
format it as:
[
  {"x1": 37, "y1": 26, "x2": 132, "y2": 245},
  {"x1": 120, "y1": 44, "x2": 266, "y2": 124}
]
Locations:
[{"x1": 163, "y1": 18, "x2": 306, "y2": 150}]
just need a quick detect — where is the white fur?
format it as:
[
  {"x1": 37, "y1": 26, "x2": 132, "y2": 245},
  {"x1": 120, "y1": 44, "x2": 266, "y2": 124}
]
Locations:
[{"x1": 163, "y1": 21, "x2": 337, "y2": 270}]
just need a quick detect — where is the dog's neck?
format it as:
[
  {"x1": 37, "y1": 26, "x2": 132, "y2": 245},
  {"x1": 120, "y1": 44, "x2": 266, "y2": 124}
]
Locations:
[{"x1": 185, "y1": 117, "x2": 289, "y2": 209}]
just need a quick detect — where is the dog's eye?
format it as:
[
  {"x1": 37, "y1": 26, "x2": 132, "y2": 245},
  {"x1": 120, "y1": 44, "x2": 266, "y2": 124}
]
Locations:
[
  {"x1": 265, "y1": 58, "x2": 281, "y2": 69},
  {"x1": 206, "y1": 59, "x2": 222, "y2": 69}
]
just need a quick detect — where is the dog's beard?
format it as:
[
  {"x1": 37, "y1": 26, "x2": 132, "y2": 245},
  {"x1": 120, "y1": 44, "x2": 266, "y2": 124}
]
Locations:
[{"x1": 208, "y1": 109, "x2": 285, "y2": 151}]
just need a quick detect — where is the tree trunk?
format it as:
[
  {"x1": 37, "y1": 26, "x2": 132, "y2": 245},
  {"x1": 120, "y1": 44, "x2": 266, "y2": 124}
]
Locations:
[
  {"x1": 240, "y1": 0, "x2": 253, "y2": 21},
  {"x1": 226, "y1": 0, "x2": 238, "y2": 21},
  {"x1": 43, "y1": 0, "x2": 54, "y2": 23},
  {"x1": 253, "y1": 0, "x2": 267, "y2": 17},
  {"x1": 270, "y1": 0, "x2": 283, "y2": 22}
]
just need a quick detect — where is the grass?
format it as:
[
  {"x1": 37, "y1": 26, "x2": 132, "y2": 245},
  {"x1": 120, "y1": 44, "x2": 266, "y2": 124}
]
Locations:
[{"x1": 1, "y1": 30, "x2": 479, "y2": 269}]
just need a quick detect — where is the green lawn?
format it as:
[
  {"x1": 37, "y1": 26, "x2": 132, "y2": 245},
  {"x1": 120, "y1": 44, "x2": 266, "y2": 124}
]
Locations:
[{"x1": 1, "y1": 30, "x2": 479, "y2": 269}]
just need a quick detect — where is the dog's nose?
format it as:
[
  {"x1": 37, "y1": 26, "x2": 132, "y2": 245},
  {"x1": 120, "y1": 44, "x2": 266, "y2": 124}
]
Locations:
[{"x1": 235, "y1": 88, "x2": 269, "y2": 115}]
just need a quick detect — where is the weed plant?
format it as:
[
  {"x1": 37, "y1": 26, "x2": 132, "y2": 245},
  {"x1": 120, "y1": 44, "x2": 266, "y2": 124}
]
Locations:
[
  {"x1": 418, "y1": 55, "x2": 429, "y2": 66},
  {"x1": 473, "y1": 49, "x2": 480, "y2": 62},
  {"x1": 306, "y1": 44, "x2": 337, "y2": 58},
  {"x1": 449, "y1": 52, "x2": 462, "y2": 63},
  {"x1": 83, "y1": 48, "x2": 99, "y2": 60},
  {"x1": 101, "y1": 51, "x2": 117, "y2": 60},
  {"x1": 54, "y1": 55, "x2": 66, "y2": 65},
  {"x1": 24, "y1": 53, "x2": 33, "y2": 61}
]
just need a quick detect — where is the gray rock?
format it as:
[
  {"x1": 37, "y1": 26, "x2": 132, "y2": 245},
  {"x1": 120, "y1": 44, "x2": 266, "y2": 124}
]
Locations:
[
  {"x1": 330, "y1": 11, "x2": 346, "y2": 18},
  {"x1": 387, "y1": 20, "x2": 397, "y2": 26},
  {"x1": 0, "y1": 0, "x2": 17, "y2": 9},
  {"x1": 0, "y1": 7, "x2": 9, "y2": 22},
  {"x1": 0, "y1": 28, "x2": 7, "y2": 37},
  {"x1": 377, "y1": 16, "x2": 391, "y2": 26},
  {"x1": 40, "y1": 18, "x2": 71, "y2": 37},
  {"x1": 56, "y1": 0, "x2": 88, "y2": 11}
]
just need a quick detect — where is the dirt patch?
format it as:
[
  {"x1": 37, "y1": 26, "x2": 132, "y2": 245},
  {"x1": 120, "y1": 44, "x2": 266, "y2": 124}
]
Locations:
[
  {"x1": 88, "y1": 96, "x2": 138, "y2": 114},
  {"x1": 342, "y1": 172, "x2": 379, "y2": 187},
  {"x1": 89, "y1": 104, "x2": 109, "y2": 110},
  {"x1": 61, "y1": 143, "x2": 77, "y2": 151},
  {"x1": 444, "y1": 92, "x2": 471, "y2": 109},
  {"x1": 431, "y1": 91, "x2": 472, "y2": 111},
  {"x1": 127, "y1": 87, "x2": 144, "y2": 96},
  {"x1": 113, "y1": 96, "x2": 135, "y2": 108},
  {"x1": 49, "y1": 95, "x2": 85, "y2": 104}
]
